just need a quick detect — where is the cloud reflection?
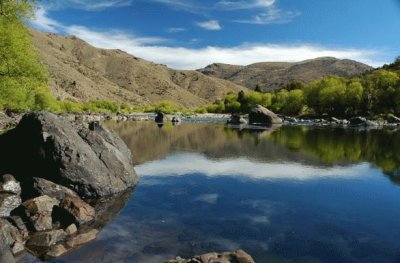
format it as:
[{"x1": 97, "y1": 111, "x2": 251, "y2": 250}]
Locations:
[{"x1": 136, "y1": 153, "x2": 375, "y2": 181}]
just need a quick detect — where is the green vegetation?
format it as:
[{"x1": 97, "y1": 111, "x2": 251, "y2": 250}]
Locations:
[
  {"x1": 205, "y1": 59, "x2": 400, "y2": 117},
  {"x1": 0, "y1": 0, "x2": 60, "y2": 112}
]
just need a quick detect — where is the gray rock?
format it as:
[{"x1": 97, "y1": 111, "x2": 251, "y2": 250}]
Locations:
[
  {"x1": 0, "y1": 175, "x2": 21, "y2": 195},
  {"x1": 46, "y1": 244, "x2": 68, "y2": 258},
  {"x1": 0, "y1": 218, "x2": 24, "y2": 256},
  {"x1": 249, "y1": 104, "x2": 282, "y2": 126},
  {"x1": 388, "y1": 115, "x2": 400, "y2": 124},
  {"x1": 0, "y1": 111, "x2": 138, "y2": 198},
  {"x1": 349, "y1": 116, "x2": 367, "y2": 126},
  {"x1": 0, "y1": 194, "x2": 21, "y2": 217},
  {"x1": 32, "y1": 177, "x2": 79, "y2": 201},
  {"x1": 164, "y1": 250, "x2": 255, "y2": 263},
  {"x1": 155, "y1": 112, "x2": 167, "y2": 123},
  {"x1": 59, "y1": 197, "x2": 95, "y2": 225},
  {"x1": 227, "y1": 114, "x2": 247, "y2": 125},
  {"x1": 66, "y1": 229, "x2": 99, "y2": 248},
  {"x1": 0, "y1": 246, "x2": 16, "y2": 263},
  {"x1": 26, "y1": 229, "x2": 66, "y2": 248},
  {"x1": 22, "y1": 195, "x2": 59, "y2": 232}
]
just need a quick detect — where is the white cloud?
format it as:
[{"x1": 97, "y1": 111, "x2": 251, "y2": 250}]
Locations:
[
  {"x1": 166, "y1": 27, "x2": 187, "y2": 33},
  {"x1": 237, "y1": 7, "x2": 301, "y2": 24},
  {"x1": 31, "y1": 8, "x2": 384, "y2": 69},
  {"x1": 135, "y1": 153, "x2": 375, "y2": 181},
  {"x1": 41, "y1": 0, "x2": 132, "y2": 11},
  {"x1": 30, "y1": 6, "x2": 62, "y2": 32},
  {"x1": 196, "y1": 20, "x2": 222, "y2": 31},
  {"x1": 216, "y1": 0, "x2": 276, "y2": 10}
]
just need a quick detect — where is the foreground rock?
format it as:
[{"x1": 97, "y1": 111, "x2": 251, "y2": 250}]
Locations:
[
  {"x1": 249, "y1": 104, "x2": 282, "y2": 126},
  {"x1": 165, "y1": 250, "x2": 255, "y2": 263},
  {"x1": 0, "y1": 111, "x2": 138, "y2": 198},
  {"x1": 0, "y1": 111, "x2": 138, "y2": 260}
]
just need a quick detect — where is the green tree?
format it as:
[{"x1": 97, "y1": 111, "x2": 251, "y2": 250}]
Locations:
[{"x1": 0, "y1": 0, "x2": 56, "y2": 112}]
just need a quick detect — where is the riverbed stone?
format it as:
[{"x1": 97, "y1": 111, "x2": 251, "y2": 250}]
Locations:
[
  {"x1": 66, "y1": 229, "x2": 99, "y2": 248},
  {"x1": 0, "y1": 194, "x2": 21, "y2": 217},
  {"x1": 46, "y1": 244, "x2": 68, "y2": 258},
  {"x1": 164, "y1": 250, "x2": 255, "y2": 263},
  {"x1": 60, "y1": 197, "x2": 95, "y2": 225},
  {"x1": 26, "y1": 229, "x2": 66, "y2": 248},
  {"x1": 0, "y1": 218, "x2": 24, "y2": 255},
  {"x1": 23, "y1": 195, "x2": 59, "y2": 231}
]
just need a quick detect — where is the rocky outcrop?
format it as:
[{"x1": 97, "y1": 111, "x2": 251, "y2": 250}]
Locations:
[
  {"x1": 165, "y1": 250, "x2": 255, "y2": 263},
  {"x1": 249, "y1": 104, "x2": 282, "y2": 126},
  {"x1": 0, "y1": 111, "x2": 138, "y2": 198}
]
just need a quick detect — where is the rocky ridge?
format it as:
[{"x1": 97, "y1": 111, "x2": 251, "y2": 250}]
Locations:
[{"x1": 198, "y1": 57, "x2": 373, "y2": 91}]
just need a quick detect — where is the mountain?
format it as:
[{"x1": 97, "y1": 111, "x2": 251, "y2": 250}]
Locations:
[
  {"x1": 30, "y1": 29, "x2": 248, "y2": 108},
  {"x1": 197, "y1": 57, "x2": 373, "y2": 91}
]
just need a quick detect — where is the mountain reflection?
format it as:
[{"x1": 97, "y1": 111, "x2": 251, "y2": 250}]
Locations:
[{"x1": 108, "y1": 122, "x2": 400, "y2": 184}]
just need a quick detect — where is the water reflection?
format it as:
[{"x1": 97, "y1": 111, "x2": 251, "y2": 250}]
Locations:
[
  {"x1": 49, "y1": 121, "x2": 400, "y2": 263},
  {"x1": 108, "y1": 121, "x2": 400, "y2": 181}
]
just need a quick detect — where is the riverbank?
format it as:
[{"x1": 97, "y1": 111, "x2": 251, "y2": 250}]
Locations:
[{"x1": 2, "y1": 111, "x2": 400, "y2": 132}]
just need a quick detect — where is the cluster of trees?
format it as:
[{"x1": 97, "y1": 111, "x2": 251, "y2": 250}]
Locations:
[
  {"x1": 204, "y1": 62, "x2": 400, "y2": 117},
  {"x1": 0, "y1": 0, "x2": 61, "y2": 111}
]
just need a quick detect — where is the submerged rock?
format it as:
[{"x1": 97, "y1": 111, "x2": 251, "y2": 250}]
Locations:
[
  {"x1": 249, "y1": 104, "x2": 282, "y2": 126},
  {"x1": 165, "y1": 250, "x2": 255, "y2": 263}
]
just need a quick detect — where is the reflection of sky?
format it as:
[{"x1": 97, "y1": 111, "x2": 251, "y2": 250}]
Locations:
[{"x1": 136, "y1": 153, "x2": 378, "y2": 181}]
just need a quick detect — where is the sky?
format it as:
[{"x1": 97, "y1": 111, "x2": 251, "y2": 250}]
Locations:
[{"x1": 31, "y1": 0, "x2": 400, "y2": 69}]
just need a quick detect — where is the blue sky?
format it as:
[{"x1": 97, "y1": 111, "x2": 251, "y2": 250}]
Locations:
[{"x1": 31, "y1": 0, "x2": 400, "y2": 69}]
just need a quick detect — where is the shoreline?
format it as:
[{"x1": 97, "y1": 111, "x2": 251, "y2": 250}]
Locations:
[{"x1": 1, "y1": 111, "x2": 400, "y2": 131}]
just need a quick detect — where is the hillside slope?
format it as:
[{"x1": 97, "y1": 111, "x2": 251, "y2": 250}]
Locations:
[
  {"x1": 198, "y1": 57, "x2": 373, "y2": 91},
  {"x1": 30, "y1": 29, "x2": 248, "y2": 108}
]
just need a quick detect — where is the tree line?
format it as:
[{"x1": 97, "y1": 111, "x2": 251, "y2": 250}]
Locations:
[{"x1": 201, "y1": 61, "x2": 400, "y2": 118}]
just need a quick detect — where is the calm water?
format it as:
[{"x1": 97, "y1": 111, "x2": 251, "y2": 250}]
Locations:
[{"x1": 29, "y1": 122, "x2": 400, "y2": 263}]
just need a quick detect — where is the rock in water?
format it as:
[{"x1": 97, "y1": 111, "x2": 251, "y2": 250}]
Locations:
[
  {"x1": 164, "y1": 250, "x2": 255, "y2": 263},
  {"x1": 155, "y1": 112, "x2": 166, "y2": 123},
  {"x1": 249, "y1": 104, "x2": 282, "y2": 126},
  {"x1": 0, "y1": 111, "x2": 138, "y2": 198}
]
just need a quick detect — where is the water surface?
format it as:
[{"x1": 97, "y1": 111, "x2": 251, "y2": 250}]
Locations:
[{"x1": 42, "y1": 122, "x2": 400, "y2": 262}]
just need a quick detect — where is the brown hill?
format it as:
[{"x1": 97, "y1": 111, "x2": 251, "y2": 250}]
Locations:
[
  {"x1": 198, "y1": 57, "x2": 373, "y2": 91},
  {"x1": 30, "y1": 29, "x2": 248, "y2": 108}
]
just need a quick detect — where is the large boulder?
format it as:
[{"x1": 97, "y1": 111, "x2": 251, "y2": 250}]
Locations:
[
  {"x1": 248, "y1": 105, "x2": 282, "y2": 126},
  {"x1": 0, "y1": 111, "x2": 138, "y2": 198}
]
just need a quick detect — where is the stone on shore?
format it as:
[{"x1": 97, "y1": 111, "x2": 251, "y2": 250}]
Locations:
[
  {"x1": 249, "y1": 104, "x2": 282, "y2": 126},
  {"x1": 60, "y1": 197, "x2": 95, "y2": 225},
  {"x1": 22, "y1": 195, "x2": 59, "y2": 232},
  {"x1": 32, "y1": 177, "x2": 79, "y2": 201},
  {"x1": 0, "y1": 175, "x2": 21, "y2": 195},
  {"x1": 0, "y1": 194, "x2": 21, "y2": 218}
]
